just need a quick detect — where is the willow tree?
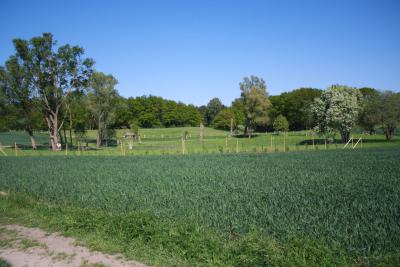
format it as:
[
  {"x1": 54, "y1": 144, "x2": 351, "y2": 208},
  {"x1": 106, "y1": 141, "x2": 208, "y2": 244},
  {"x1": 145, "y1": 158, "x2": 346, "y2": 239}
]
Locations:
[{"x1": 11, "y1": 33, "x2": 94, "y2": 150}]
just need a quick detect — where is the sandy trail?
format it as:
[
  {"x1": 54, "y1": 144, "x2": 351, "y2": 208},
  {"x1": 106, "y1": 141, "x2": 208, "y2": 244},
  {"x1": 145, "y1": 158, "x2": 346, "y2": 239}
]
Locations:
[{"x1": 0, "y1": 224, "x2": 148, "y2": 267}]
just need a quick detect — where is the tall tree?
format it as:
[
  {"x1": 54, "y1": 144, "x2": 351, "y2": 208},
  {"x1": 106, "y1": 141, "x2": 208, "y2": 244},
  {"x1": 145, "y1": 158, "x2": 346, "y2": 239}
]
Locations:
[
  {"x1": 312, "y1": 85, "x2": 361, "y2": 143},
  {"x1": 358, "y1": 87, "x2": 381, "y2": 134},
  {"x1": 380, "y1": 91, "x2": 400, "y2": 140},
  {"x1": 11, "y1": 33, "x2": 94, "y2": 150},
  {"x1": 88, "y1": 72, "x2": 119, "y2": 147},
  {"x1": 239, "y1": 76, "x2": 272, "y2": 134},
  {"x1": 205, "y1": 98, "x2": 224, "y2": 125},
  {"x1": 0, "y1": 56, "x2": 42, "y2": 149}
]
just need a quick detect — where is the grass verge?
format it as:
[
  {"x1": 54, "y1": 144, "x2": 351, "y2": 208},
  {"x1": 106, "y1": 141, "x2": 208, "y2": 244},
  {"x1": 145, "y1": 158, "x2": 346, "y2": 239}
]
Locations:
[{"x1": 1, "y1": 192, "x2": 399, "y2": 266}]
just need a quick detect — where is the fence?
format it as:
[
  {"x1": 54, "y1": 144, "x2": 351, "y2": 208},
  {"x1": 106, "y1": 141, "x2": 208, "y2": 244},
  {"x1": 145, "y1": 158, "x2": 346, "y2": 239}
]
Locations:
[{"x1": 0, "y1": 132, "x2": 370, "y2": 157}]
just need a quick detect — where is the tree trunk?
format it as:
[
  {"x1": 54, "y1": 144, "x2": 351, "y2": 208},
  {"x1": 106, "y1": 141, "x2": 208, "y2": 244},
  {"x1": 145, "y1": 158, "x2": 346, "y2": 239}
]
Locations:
[
  {"x1": 69, "y1": 111, "x2": 73, "y2": 145},
  {"x1": 27, "y1": 129, "x2": 37, "y2": 150},
  {"x1": 340, "y1": 131, "x2": 350, "y2": 143},
  {"x1": 96, "y1": 128, "x2": 103, "y2": 148},
  {"x1": 59, "y1": 130, "x2": 64, "y2": 145},
  {"x1": 385, "y1": 127, "x2": 394, "y2": 140},
  {"x1": 46, "y1": 113, "x2": 60, "y2": 151},
  {"x1": 63, "y1": 124, "x2": 67, "y2": 145}
]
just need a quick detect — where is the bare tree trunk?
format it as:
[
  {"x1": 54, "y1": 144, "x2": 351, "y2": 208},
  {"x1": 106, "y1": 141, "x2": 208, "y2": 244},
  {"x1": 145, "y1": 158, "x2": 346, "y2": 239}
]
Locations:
[
  {"x1": 97, "y1": 127, "x2": 102, "y2": 148},
  {"x1": 27, "y1": 128, "x2": 37, "y2": 150},
  {"x1": 69, "y1": 111, "x2": 73, "y2": 145},
  {"x1": 229, "y1": 118, "x2": 233, "y2": 137},
  {"x1": 63, "y1": 124, "x2": 67, "y2": 145},
  {"x1": 46, "y1": 113, "x2": 60, "y2": 151},
  {"x1": 30, "y1": 135, "x2": 37, "y2": 150}
]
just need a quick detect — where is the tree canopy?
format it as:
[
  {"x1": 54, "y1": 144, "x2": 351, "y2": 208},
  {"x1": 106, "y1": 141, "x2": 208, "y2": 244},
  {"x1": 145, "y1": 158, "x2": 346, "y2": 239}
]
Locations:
[
  {"x1": 239, "y1": 76, "x2": 272, "y2": 134},
  {"x1": 312, "y1": 85, "x2": 361, "y2": 142}
]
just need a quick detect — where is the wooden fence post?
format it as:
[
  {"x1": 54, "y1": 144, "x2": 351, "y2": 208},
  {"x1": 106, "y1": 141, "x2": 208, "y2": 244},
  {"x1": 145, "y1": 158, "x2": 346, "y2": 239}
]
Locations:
[
  {"x1": 283, "y1": 134, "x2": 286, "y2": 152},
  {"x1": 312, "y1": 133, "x2": 315, "y2": 149},
  {"x1": 65, "y1": 142, "x2": 68, "y2": 155},
  {"x1": 325, "y1": 137, "x2": 327, "y2": 149},
  {"x1": 270, "y1": 134, "x2": 273, "y2": 150},
  {"x1": 122, "y1": 139, "x2": 126, "y2": 156},
  {"x1": 181, "y1": 137, "x2": 185, "y2": 155},
  {"x1": 14, "y1": 142, "x2": 17, "y2": 157},
  {"x1": 236, "y1": 139, "x2": 239, "y2": 153}
]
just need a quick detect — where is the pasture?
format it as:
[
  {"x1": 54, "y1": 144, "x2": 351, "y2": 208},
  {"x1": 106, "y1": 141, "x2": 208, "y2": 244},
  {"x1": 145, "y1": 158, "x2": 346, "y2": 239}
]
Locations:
[
  {"x1": 0, "y1": 127, "x2": 399, "y2": 156},
  {"x1": 1, "y1": 147, "x2": 399, "y2": 266}
]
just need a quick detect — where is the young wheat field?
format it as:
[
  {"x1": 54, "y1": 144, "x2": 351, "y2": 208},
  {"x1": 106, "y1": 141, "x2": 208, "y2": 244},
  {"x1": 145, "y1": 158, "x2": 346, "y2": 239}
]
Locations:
[{"x1": 1, "y1": 147, "x2": 399, "y2": 266}]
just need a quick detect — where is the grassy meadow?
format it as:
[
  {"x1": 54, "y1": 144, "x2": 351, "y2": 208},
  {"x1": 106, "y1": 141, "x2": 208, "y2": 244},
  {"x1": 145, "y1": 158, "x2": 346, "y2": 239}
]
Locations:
[
  {"x1": 0, "y1": 127, "x2": 399, "y2": 156},
  {"x1": 1, "y1": 147, "x2": 400, "y2": 266}
]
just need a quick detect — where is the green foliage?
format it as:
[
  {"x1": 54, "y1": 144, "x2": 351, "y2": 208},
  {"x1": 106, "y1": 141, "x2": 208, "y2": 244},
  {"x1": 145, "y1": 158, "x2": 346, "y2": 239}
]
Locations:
[
  {"x1": 270, "y1": 88, "x2": 322, "y2": 130},
  {"x1": 380, "y1": 91, "x2": 400, "y2": 140},
  {"x1": 0, "y1": 258, "x2": 11, "y2": 267},
  {"x1": 127, "y1": 96, "x2": 202, "y2": 128},
  {"x1": 273, "y1": 115, "x2": 289, "y2": 132},
  {"x1": 6, "y1": 33, "x2": 94, "y2": 150},
  {"x1": 205, "y1": 98, "x2": 225, "y2": 125},
  {"x1": 88, "y1": 72, "x2": 119, "y2": 147},
  {"x1": 239, "y1": 76, "x2": 272, "y2": 133},
  {"x1": 212, "y1": 108, "x2": 235, "y2": 130},
  {"x1": 312, "y1": 85, "x2": 361, "y2": 142},
  {"x1": 358, "y1": 87, "x2": 381, "y2": 134}
]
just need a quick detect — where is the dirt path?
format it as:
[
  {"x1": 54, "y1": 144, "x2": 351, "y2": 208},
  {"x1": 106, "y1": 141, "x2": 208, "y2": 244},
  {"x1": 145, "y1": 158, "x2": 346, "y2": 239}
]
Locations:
[{"x1": 0, "y1": 224, "x2": 148, "y2": 267}]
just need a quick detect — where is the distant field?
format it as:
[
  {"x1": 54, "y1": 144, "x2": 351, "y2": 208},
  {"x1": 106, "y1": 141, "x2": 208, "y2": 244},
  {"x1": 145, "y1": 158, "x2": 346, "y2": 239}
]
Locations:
[
  {"x1": 1, "y1": 127, "x2": 399, "y2": 156},
  {"x1": 1, "y1": 148, "x2": 399, "y2": 266}
]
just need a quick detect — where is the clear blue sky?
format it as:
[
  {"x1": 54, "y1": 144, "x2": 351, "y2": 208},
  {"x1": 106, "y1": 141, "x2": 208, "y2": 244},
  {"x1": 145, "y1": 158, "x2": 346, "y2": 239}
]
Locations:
[{"x1": 1, "y1": 0, "x2": 399, "y2": 106}]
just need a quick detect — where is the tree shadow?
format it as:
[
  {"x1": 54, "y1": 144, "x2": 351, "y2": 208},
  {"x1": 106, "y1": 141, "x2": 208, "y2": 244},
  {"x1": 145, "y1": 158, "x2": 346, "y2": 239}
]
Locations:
[
  {"x1": 298, "y1": 139, "x2": 339, "y2": 145},
  {"x1": 234, "y1": 134, "x2": 260, "y2": 138}
]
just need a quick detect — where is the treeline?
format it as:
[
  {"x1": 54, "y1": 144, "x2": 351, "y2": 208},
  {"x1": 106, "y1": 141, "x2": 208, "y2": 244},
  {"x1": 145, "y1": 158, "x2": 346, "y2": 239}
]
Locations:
[
  {"x1": 208, "y1": 85, "x2": 400, "y2": 142},
  {"x1": 1, "y1": 33, "x2": 400, "y2": 150}
]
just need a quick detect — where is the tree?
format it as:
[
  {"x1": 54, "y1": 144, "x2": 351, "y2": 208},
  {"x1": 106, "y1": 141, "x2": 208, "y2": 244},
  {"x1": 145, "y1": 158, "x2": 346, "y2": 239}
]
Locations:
[
  {"x1": 273, "y1": 115, "x2": 289, "y2": 133},
  {"x1": 270, "y1": 88, "x2": 322, "y2": 130},
  {"x1": 205, "y1": 98, "x2": 224, "y2": 125},
  {"x1": 88, "y1": 72, "x2": 119, "y2": 147},
  {"x1": 239, "y1": 76, "x2": 272, "y2": 135},
  {"x1": 358, "y1": 87, "x2": 381, "y2": 134},
  {"x1": 212, "y1": 109, "x2": 235, "y2": 130},
  {"x1": 380, "y1": 91, "x2": 400, "y2": 140},
  {"x1": 11, "y1": 33, "x2": 94, "y2": 150},
  {"x1": 311, "y1": 85, "x2": 361, "y2": 143},
  {"x1": 231, "y1": 98, "x2": 246, "y2": 127},
  {"x1": 0, "y1": 56, "x2": 43, "y2": 149}
]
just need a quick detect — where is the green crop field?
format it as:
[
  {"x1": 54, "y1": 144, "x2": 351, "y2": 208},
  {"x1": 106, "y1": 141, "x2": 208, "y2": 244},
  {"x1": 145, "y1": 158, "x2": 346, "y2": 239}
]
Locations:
[{"x1": 1, "y1": 147, "x2": 399, "y2": 266}]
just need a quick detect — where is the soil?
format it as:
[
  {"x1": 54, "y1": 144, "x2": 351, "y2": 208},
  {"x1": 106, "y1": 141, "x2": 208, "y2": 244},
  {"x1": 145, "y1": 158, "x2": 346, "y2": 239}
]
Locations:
[{"x1": 0, "y1": 224, "x2": 148, "y2": 267}]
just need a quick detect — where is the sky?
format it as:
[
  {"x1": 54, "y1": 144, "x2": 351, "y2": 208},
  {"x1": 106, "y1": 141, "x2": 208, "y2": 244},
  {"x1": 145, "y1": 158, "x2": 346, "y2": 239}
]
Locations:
[{"x1": 1, "y1": 0, "x2": 399, "y2": 106}]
